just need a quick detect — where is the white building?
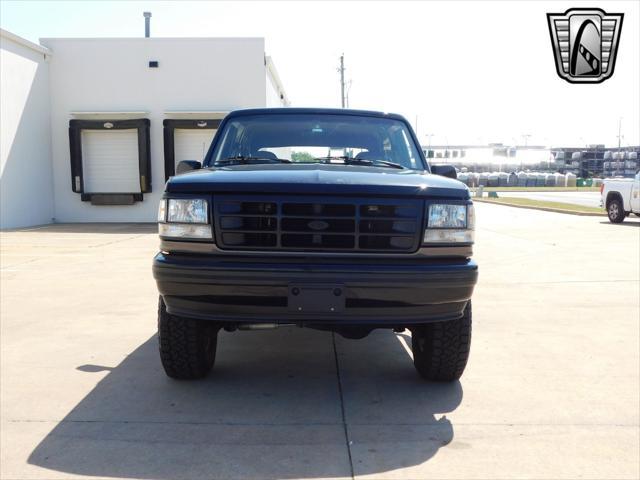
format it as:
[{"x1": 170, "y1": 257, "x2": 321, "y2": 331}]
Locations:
[{"x1": 0, "y1": 29, "x2": 289, "y2": 228}]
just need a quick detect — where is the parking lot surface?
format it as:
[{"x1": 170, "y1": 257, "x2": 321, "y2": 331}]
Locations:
[{"x1": 1, "y1": 203, "x2": 638, "y2": 480}]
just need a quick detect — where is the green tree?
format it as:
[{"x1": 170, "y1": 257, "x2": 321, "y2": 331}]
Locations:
[{"x1": 291, "y1": 151, "x2": 315, "y2": 163}]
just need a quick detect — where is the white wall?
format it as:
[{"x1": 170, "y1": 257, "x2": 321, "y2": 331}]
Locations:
[
  {"x1": 265, "y1": 56, "x2": 290, "y2": 108},
  {"x1": 266, "y1": 73, "x2": 282, "y2": 108},
  {"x1": 42, "y1": 37, "x2": 269, "y2": 223},
  {"x1": 0, "y1": 31, "x2": 54, "y2": 229}
]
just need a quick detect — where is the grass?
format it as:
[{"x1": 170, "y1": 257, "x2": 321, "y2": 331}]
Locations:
[
  {"x1": 475, "y1": 197, "x2": 605, "y2": 215},
  {"x1": 471, "y1": 186, "x2": 600, "y2": 192}
]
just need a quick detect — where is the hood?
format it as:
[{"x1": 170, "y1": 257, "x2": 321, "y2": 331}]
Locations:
[{"x1": 166, "y1": 164, "x2": 469, "y2": 199}]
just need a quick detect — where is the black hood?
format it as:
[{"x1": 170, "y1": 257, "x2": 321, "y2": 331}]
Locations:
[{"x1": 166, "y1": 164, "x2": 469, "y2": 199}]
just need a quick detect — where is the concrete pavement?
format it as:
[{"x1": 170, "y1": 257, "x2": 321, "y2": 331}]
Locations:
[{"x1": 1, "y1": 204, "x2": 638, "y2": 479}]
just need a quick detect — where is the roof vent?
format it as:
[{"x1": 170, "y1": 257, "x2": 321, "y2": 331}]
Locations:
[{"x1": 143, "y1": 12, "x2": 152, "y2": 38}]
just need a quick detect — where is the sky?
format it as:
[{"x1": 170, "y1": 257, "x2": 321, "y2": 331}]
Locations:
[{"x1": 1, "y1": 0, "x2": 639, "y2": 148}]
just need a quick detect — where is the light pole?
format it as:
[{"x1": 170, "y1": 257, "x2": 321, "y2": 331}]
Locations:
[
  {"x1": 338, "y1": 54, "x2": 346, "y2": 108},
  {"x1": 617, "y1": 117, "x2": 623, "y2": 151},
  {"x1": 424, "y1": 133, "x2": 434, "y2": 148},
  {"x1": 424, "y1": 133, "x2": 434, "y2": 159},
  {"x1": 345, "y1": 80, "x2": 352, "y2": 108}
]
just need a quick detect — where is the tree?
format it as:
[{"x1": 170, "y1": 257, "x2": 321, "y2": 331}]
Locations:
[{"x1": 291, "y1": 151, "x2": 315, "y2": 163}]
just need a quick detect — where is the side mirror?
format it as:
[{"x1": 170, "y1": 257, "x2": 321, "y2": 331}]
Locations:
[
  {"x1": 431, "y1": 164, "x2": 457, "y2": 180},
  {"x1": 176, "y1": 160, "x2": 201, "y2": 175}
]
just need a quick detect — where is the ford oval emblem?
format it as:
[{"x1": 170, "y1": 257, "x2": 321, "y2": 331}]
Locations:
[
  {"x1": 307, "y1": 220, "x2": 329, "y2": 231},
  {"x1": 103, "y1": 122, "x2": 114, "y2": 129}
]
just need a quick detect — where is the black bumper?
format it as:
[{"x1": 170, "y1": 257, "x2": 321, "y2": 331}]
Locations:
[{"x1": 153, "y1": 253, "x2": 478, "y2": 326}]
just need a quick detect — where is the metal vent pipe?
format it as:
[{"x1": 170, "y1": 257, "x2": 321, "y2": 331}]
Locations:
[{"x1": 143, "y1": 12, "x2": 152, "y2": 38}]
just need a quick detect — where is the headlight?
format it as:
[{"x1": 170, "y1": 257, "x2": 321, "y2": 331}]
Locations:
[
  {"x1": 167, "y1": 199, "x2": 208, "y2": 224},
  {"x1": 428, "y1": 204, "x2": 467, "y2": 228},
  {"x1": 424, "y1": 203, "x2": 474, "y2": 244},
  {"x1": 158, "y1": 198, "x2": 212, "y2": 240}
]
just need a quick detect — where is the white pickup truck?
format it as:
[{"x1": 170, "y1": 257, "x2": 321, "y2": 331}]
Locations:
[{"x1": 601, "y1": 172, "x2": 640, "y2": 223}]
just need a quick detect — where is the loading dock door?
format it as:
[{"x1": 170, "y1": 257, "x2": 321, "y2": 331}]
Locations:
[
  {"x1": 174, "y1": 128, "x2": 216, "y2": 167},
  {"x1": 69, "y1": 118, "x2": 151, "y2": 203},
  {"x1": 163, "y1": 119, "x2": 221, "y2": 180},
  {"x1": 80, "y1": 129, "x2": 141, "y2": 193}
]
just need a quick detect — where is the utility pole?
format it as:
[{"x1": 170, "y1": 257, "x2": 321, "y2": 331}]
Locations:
[
  {"x1": 522, "y1": 134, "x2": 531, "y2": 147},
  {"x1": 338, "y1": 54, "x2": 346, "y2": 108}
]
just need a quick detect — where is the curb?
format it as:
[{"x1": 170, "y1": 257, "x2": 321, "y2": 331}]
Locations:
[{"x1": 473, "y1": 199, "x2": 606, "y2": 217}]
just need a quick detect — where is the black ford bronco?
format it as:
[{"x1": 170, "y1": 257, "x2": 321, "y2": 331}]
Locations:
[{"x1": 153, "y1": 108, "x2": 477, "y2": 381}]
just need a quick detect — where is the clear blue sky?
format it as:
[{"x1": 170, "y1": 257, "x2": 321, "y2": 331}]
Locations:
[{"x1": 2, "y1": 1, "x2": 639, "y2": 148}]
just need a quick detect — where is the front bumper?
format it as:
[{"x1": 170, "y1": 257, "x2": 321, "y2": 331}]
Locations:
[{"x1": 153, "y1": 253, "x2": 478, "y2": 326}]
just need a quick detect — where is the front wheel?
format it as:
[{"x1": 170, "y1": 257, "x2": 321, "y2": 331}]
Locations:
[
  {"x1": 607, "y1": 199, "x2": 625, "y2": 223},
  {"x1": 411, "y1": 302, "x2": 472, "y2": 382},
  {"x1": 157, "y1": 297, "x2": 219, "y2": 379}
]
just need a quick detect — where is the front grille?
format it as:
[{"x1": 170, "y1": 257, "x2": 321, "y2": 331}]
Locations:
[{"x1": 214, "y1": 195, "x2": 423, "y2": 253}]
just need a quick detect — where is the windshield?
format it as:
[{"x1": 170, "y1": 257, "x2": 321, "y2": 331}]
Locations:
[{"x1": 208, "y1": 113, "x2": 425, "y2": 170}]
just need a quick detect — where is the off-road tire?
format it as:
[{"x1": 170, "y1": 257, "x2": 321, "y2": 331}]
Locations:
[
  {"x1": 607, "y1": 198, "x2": 625, "y2": 223},
  {"x1": 411, "y1": 302, "x2": 472, "y2": 382},
  {"x1": 157, "y1": 297, "x2": 218, "y2": 379}
]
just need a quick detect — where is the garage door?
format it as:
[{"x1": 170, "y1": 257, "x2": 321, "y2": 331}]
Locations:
[
  {"x1": 174, "y1": 128, "x2": 216, "y2": 166},
  {"x1": 81, "y1": 129, "x2": 141, "y2": 193}
]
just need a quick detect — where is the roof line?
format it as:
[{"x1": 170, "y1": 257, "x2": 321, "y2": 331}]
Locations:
[
  {"x1": 225, "y1": 107, "x2": 408, "y2": 121},
  {"x1": 39, "y1": 36, "x2": 263, "y2": 42},
  {"x1": 1, "y1": 28, "x2": 52, "y2": 56}
]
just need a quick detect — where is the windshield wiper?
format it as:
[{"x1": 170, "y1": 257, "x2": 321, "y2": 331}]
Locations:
[
  {"x1": 215, "y1": 155, "x2": 291, "y2": 166},
  {"x1": 313, "y1": 156, "x2": 405, "y2": 169}
]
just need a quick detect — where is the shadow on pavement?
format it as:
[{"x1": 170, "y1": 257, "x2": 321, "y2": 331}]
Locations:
[
  {"x1": 29, "y1": 328, "x2": 462, "y2": 479},
  {"x1": 599, "y1": 220, "x2": 640, "y2": 227}
]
